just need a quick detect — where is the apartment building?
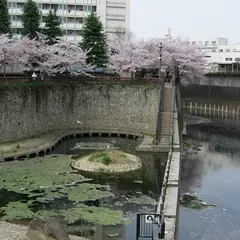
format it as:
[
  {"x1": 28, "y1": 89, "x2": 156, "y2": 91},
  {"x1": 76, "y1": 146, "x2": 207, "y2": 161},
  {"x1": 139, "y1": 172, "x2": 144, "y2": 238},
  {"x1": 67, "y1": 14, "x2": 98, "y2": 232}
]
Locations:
[
  {"x1": 191, "y1": 38, "x2": 240, "y2": 73},
  {"x1": 7, "y1": 0, "x2": 130, "y2": 42}
]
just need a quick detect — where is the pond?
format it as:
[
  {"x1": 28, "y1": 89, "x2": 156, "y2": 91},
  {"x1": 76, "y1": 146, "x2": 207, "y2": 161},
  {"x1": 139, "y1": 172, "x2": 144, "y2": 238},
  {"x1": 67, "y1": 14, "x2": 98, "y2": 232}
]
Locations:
[
  {"x1": 0, "y1": 137, "x2": 166, "y2": 240},
  {"x1": 179, "y1": 121, "x2": 240, "y2": 240}
]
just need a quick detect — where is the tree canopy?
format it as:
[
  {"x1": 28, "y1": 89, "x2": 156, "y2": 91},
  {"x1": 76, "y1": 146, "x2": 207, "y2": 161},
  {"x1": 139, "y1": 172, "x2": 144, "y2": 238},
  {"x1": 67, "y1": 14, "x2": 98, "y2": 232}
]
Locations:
[
  {"x1": 0, "y1": 34, "x2": 89, "y2": 79},
  {"x1": 109, "y1": 36, "x2": 205, "y2": 83},
  {"x1": 80, "y1": 13, "x2": 108, "y2": 67},
  {"x1": 43, "y1": 9, "x2": 62, "y2": 45},
  {"x1": 0, "y1": 0, "x2": 11, "y2": 34},
  {"x1": 22, "y1": 0, "x2": 40, "y2": 39}
]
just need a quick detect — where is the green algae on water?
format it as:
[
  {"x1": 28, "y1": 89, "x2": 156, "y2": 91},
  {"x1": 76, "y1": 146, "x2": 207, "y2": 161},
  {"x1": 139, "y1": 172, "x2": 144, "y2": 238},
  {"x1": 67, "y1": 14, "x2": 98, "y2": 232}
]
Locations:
[
  {"x1": 61, "y1": 184, "x2": 114, "y2": 202},
  {"x1": 0, "y1": 155, "x2": 85, "y2": 194},
  {"x1": 0, "y1": 154, "x2": 121, "y2": 226},
  {"x1": 61, "y1": 204, "x2": 123, "y2": 225},
  {"x1": 1, "y1": 202, "x2": 35, "y2": 221},
  {"x1": 128, "y1": 195, "x2": 156, "y2": 205},
  {"x1": 1, "y1": 201, "x2": 123, "y2": 226},
  {"x1": 180, "y1": 194, "x2": 217, "y2": 210}
]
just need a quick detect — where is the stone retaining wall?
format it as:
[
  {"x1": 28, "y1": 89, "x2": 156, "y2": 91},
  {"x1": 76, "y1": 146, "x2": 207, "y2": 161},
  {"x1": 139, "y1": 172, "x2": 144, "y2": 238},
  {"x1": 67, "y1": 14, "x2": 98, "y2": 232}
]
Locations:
[{"x1": 0, "y1": 81, "x2": 161, "y2": 143}]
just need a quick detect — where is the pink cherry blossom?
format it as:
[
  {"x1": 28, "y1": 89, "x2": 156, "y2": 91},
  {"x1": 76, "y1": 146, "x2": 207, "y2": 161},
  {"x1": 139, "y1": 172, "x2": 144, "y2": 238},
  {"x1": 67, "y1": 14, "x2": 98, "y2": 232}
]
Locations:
[
  {"x1": 0, "y1": 34, "x2": 89, "y2": 79},
  {"x1": 109, "y1": 36, "x2": 205, "y2": 83}
]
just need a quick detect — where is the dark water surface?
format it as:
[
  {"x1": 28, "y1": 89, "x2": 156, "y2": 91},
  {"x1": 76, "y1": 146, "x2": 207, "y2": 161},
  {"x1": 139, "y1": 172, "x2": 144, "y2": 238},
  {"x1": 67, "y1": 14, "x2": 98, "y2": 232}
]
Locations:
[{"x1": 179, "y1": 123, "x2": 240, "y2": 240}]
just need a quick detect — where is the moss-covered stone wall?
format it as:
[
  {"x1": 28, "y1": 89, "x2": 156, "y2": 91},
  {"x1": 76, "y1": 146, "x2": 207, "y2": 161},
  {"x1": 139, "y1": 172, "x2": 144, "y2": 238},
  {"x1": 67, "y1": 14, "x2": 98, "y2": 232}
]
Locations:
[{"x1": 0, "y1": 81, "x2": 161, "y2": 143}]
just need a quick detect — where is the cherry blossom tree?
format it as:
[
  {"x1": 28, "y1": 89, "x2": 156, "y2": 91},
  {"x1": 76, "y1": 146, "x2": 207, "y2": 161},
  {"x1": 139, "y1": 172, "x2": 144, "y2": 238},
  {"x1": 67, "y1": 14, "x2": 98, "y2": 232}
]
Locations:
[
  {"x1": 12, "y1": 36, "x2": 49, "y2": 75},
  {"x1": 8, "y1": 35, "x2": 90, "y2": 79},
  {"x1": 109, "y1": 36, "x2": 205, "y2": 83},
  {"x1": 44, "y1": 39, "x2": 89, "y2": 77},
  {"x1": 161, "y1": 37, "x2": 205, "y2": 83},
  {"x1": 0, "y1": 34, "x2": 18, "y2": 76}
]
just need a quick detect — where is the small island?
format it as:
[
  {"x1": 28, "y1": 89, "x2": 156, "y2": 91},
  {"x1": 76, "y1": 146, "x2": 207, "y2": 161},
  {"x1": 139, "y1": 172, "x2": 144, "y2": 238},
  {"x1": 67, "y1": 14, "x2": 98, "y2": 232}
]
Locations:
[{"x1": 72, "y1": 150, "x2": 142, "y2": 173}]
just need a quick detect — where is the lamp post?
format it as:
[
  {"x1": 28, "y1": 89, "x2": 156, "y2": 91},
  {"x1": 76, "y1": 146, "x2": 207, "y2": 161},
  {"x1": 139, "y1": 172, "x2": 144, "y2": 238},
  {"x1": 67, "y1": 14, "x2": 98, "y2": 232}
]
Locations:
[
  {"x1": 158, "y1": 43, "x2": 163, "y2": 80},
  {"x1": 3, "y1": 48, "x2": 6, "y2": 78}
]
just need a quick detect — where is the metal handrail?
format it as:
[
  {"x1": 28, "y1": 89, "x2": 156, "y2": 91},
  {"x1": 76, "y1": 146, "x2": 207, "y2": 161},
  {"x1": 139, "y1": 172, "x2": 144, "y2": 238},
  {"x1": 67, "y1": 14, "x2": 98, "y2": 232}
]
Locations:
[
  {"x1": 0, "y1": 76, "x2": 162, "y2": 84},
  {"x1": 155, "y1": 78, "x2": 165, "y2": 143}
]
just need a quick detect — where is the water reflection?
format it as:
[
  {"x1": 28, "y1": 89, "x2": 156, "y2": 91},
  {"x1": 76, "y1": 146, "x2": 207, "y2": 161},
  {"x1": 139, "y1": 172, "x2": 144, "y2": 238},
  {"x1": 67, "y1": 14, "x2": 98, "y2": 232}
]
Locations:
[{"x1": 179, "y1": 123, "x2": 240, "y2": 240}]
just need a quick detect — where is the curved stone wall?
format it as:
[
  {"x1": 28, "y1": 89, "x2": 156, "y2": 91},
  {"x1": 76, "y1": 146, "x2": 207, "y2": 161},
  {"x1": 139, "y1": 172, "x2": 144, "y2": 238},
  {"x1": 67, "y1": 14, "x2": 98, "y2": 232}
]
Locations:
[{"x1": 0, "y1": 81, "x2": 161, "y2": 143}]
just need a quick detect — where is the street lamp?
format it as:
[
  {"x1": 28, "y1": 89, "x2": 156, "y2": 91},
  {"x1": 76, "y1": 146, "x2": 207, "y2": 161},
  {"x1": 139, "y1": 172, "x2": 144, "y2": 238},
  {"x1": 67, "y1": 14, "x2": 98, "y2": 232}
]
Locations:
[
  {"x1": 3, "y1": 48, "x2": 6, "y2": 78},
  {"x1": 158, "y1": 43, "x2": 163, "y2": 79}
]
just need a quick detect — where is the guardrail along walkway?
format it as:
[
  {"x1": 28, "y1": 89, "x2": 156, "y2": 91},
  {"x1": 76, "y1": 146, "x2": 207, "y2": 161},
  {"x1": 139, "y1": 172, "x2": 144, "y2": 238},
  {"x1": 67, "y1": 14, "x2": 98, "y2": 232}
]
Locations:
[{"x1": 158, "y1": 86, "x2": 174, "y2": 149}]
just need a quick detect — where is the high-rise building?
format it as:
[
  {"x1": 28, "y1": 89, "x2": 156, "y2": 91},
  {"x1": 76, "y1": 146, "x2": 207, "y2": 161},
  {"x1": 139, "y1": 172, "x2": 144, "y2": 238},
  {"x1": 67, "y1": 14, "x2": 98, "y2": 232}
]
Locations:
[{"x1": 7, "y1": 0, "x2": 130, "y2": 42}]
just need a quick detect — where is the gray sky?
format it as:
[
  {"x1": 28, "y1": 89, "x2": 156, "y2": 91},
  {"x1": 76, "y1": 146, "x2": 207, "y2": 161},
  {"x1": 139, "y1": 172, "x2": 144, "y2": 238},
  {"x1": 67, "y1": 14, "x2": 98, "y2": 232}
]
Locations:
[{"x1": 130, "y1": 0, "x2": 240, "y2": 44}]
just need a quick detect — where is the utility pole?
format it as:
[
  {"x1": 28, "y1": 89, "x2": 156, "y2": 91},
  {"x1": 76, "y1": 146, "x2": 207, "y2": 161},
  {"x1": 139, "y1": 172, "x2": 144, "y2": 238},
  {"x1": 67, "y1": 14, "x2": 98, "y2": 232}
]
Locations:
[
  {"x1": 158, "y1": 43, "x2": 163, "y2": 79},
  {"x1": 3, "y1": 49, "x2": 6, "y2": 78}
]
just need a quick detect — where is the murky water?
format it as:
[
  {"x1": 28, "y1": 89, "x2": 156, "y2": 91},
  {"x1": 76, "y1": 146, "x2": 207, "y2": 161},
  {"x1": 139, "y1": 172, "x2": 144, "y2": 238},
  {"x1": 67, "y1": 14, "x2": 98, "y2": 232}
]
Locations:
[
  {"x1": 179, "y1": 123, "x2": 240, "y2": 240},
  {"x1": 0, "y1": 137, "x2": 166, "y2": 239}
]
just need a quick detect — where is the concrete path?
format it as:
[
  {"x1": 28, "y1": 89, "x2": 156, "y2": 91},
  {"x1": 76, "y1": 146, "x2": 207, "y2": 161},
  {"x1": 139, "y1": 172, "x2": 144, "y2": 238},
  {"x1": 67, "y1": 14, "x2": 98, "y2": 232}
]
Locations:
[
  {"x1": 0, "y1": 129, "x2": 143, "y2": 160},
  {"x1": 0, "y1": 221, "x2": 87, "y2": 240},
  {"x1": 0, "y1": 131, "x2": 67, "y2": 159},
  {"x1": 136, "y1": 136, "x2": 154, "y2": 151}
]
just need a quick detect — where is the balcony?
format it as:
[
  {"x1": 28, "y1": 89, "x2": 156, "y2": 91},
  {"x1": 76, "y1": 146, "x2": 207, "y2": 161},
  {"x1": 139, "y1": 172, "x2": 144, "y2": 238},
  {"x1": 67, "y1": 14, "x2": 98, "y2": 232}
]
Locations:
[
  {"x1": 106, "y1": 14, "x2": 125, "y2": 21},
  {"x1": 106, "y1": 1, "x2": 126, "y2": 8},
  {"x1": 9, "y1": 8, "x2": 23, "y2": 15},
  {"x1": 106, "y1": 27, "x2": 125, "y2": 33},
  {"x1": 11, "y1": 21, "x2": 23, "y2": 28}
]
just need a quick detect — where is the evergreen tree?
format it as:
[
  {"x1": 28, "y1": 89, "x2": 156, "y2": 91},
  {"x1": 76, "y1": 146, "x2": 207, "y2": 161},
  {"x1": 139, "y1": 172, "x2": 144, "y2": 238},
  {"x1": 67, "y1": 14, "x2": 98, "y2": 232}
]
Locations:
[
  {"x1": 43, "y1": 9, "x2": 62, "y2": 45},
  {"x1": 80, "y1": 13, "x2": 108, "y2": 67},
  {"x1": 22, "y1": 0, "x2": 40, "y2": 39},
  {"x1": 0, "y1": 0, "x2": 11, "y2": 34}
]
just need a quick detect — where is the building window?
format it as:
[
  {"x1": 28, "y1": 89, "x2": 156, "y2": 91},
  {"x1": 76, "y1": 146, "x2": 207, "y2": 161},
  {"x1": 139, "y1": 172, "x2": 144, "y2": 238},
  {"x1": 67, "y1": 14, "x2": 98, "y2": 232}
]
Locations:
[
  {"x1": 51, "y1": 4, "x2": 58, "y2": 11},
  {"x1": 233, "y1": 49, "x2": 236, "y2": 52},
  {"x1": 235, "y1": 58, "x2": 240, "y2": 61},
  {"x1": 16, "y1": 15, "x2": 22, "y2": 21},
  {"x1": 212, "y1": 49, "x2": 216, "y2": 52},
  {"x1": 219, "y1": 49, "x2": 223, "y2": 52},
  {"x1": 88, "y1": 6, "x2": 92, "y2": 11},
  {"x1": 205, "y1": 55, "x2": 211, "y2": 58},
  {"x1": 61, "y1": 17, "x2": 66, "y2": 23},
  {"x1": 67, "y1": 17, "x2": 75, "y2": 23},
  {"x1": 225, "y1": 58, "x2": 232, "y2": 61},
  {"x1": 17, "y1": 2, "x2": 24, "y2": 8},
  {"x1": 226, "y1": 49, "x2": 230, "y2": 52},
  {"x1": 67, "y1": 30, "x2": 75, "y2": 35},
  {"x1": 76, "y1": 30, "x2": 83, "y2": 35},
  {"x1": 11, "y1": 15, "x2": 16, "y2": 21},
  {"x1": 68, "y1": 5, "x2": 75, "y2": 10},
  {"x1": 16, "y1": 28, "x2": 22, "y2": 34},
  {"x1": 42, "y1": 4, "x2": 51, "y2": 9},
  {"x1": 92, "y1": 6, "x2": 97, "y2": 12},
  {"x1": 76, "y1": 5, "x2": 83, "y2": 11},
  {"x1": 76, "y1": 17, "x2": 83, "y2": 23}
]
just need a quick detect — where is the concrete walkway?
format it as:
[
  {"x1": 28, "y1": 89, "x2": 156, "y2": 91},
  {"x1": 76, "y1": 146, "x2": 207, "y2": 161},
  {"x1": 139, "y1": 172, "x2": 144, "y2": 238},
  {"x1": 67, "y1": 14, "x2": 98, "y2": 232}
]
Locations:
[
  {"x1": 0, "y1": 129, "x2": 143, "y2": 160},
  {"x1": 0, "y1": 221, "x2": 87, "y2": 240},
  {"x1": 0, "y1": 130, "x2": 68, "y2": 159}
]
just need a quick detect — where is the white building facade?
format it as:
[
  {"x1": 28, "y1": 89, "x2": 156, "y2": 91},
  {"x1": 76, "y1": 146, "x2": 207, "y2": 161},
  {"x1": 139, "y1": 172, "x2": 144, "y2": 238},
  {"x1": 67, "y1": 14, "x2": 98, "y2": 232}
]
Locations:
[
  {"x1": 191, "y1": 38, "x2": 240, "y2": 73},
  {"x1": 7, "y1": 0, "x2": 130, "y2": 42}
]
